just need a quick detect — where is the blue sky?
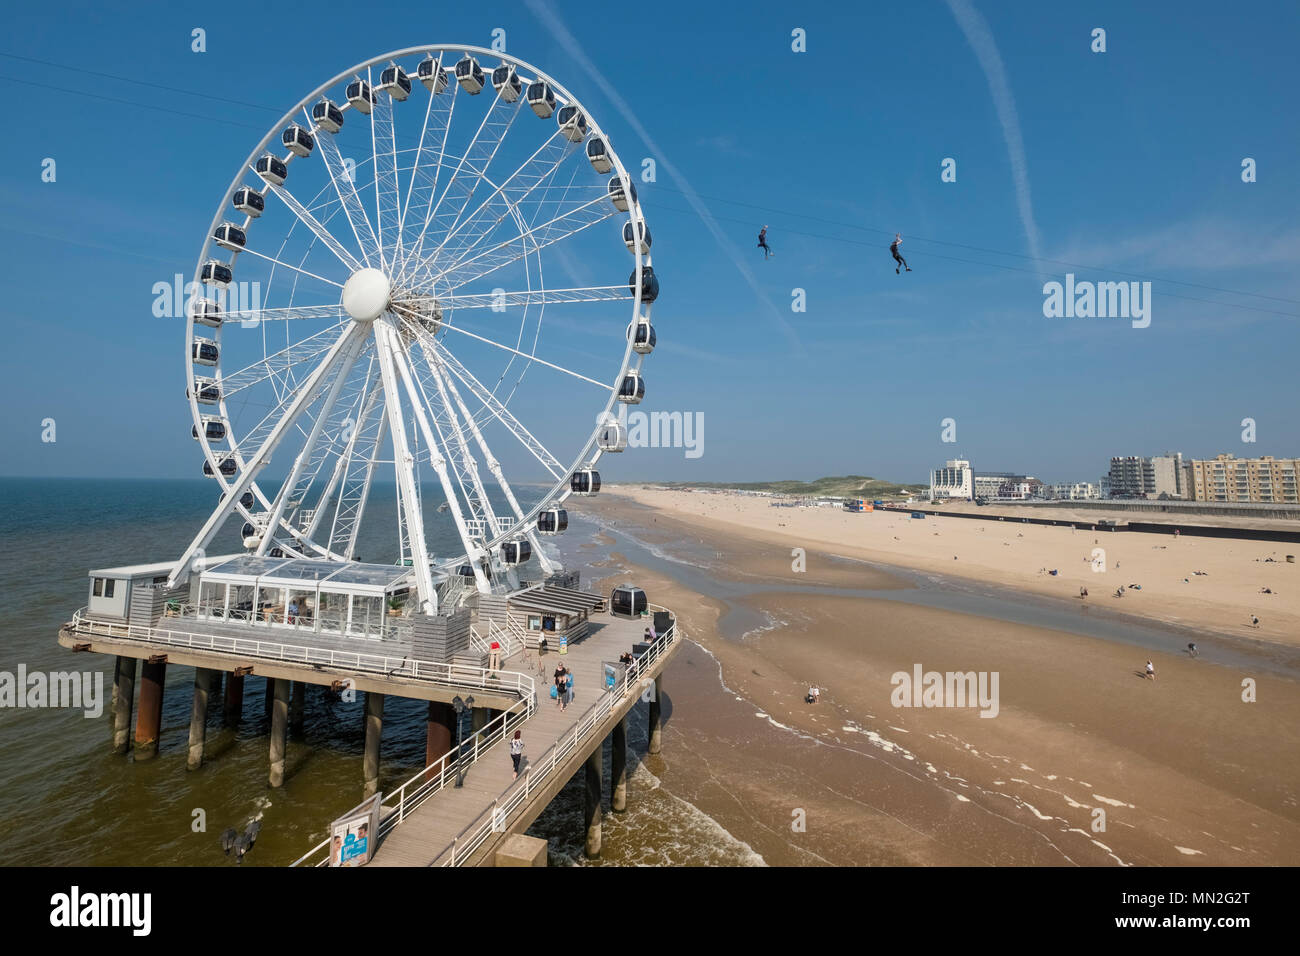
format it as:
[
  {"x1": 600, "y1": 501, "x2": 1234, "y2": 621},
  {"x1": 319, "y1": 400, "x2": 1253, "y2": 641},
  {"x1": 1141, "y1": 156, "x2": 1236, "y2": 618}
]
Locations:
[{"x1": 1, "y1": 0, "x2": 1296, "y2": 486}]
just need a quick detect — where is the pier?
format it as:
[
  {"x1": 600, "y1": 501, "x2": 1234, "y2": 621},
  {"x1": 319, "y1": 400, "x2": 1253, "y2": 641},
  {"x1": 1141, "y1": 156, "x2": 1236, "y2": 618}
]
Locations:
[{"x1": 58, "y1": 581, "x2": 680, "y2": 866}]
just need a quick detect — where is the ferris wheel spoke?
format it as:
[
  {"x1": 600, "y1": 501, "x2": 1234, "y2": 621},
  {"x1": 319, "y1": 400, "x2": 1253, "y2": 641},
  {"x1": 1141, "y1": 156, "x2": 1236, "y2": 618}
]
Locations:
[
  {"x1": 399, "y1": 77, "x2": 457, "y2": 266},
  {"x1": 315, "y1": 126, "x2": 382, "y2": 268},
  {"x1": 221, "y1": 321, "x2": 349, "y2": 396},
  {"x1": 420, "y1": 129, "x2": 573, "y2": 276},
  {"x1": 429, "y1": 195, "x2": 614, "y2": 293},
  {"x1": 370, "y1": 68, "x2": 403, "y2": 270},
  {"x1": 261, "y1": 180, "x2": 362, "y2": 272},
  {"x1": 219, "y1": 303, "x2": 348, "y2": 325},
  {"x1": 327, "y1": 381, "x2": 388, "y2": 558},
  {"x1": 392, "y1": 284, "x2": 630, "y2": 313},
  {"x1": 300, "y1": 356, "x2": 380, "y2": 545},
  {"x1": 417, "y1": 316, "x2": 613, "y2": 391},
  {"x1": 170, "y1": 322, "x2": 368, "y2": 585},
  {"x1": 395, "y1": 90, "x2": 522, "y2": 287},
  {"x1": 238, "y1": 246, "x2": 344, "y2": 289},
  {"x1": 418, "y1": 331, "x2": 565, "y2": 479}
]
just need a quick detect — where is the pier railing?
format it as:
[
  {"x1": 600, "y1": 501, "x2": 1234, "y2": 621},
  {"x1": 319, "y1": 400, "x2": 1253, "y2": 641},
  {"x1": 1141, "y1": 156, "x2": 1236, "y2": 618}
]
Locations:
[
  {"x1": 438, "y1": 606, "x2": 679, "y2": 866},
  {"x1": 67, "y1": 608, "x2": 535, "y2": 701},
  {"x1": 290, "y1": 691, "x2": 537, "y2": 867}
]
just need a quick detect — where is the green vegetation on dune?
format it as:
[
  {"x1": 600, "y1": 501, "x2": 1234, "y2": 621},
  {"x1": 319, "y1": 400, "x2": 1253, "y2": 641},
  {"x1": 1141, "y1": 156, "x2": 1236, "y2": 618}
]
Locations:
[{"x1": 654, "y1": 475, "x2": 927, "y2": 498}]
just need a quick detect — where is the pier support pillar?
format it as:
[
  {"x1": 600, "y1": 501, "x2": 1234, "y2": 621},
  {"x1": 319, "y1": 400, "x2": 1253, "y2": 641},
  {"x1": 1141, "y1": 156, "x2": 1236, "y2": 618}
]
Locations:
[
  {"x1": 187, "y1": 667, "x2": 215, "y2": 770},
  {"x1": 472, "y1": 706, "x2": 489, "y2": 734},
  {"x1": 611, "y1": 716, "x2": 628, "y2": 813},
  {"x1": 363, "y1": 692, "x2": 384, "y2": 797},
  {"x1": 134, "y1": 659, "x2": 166, "y2": 760},
  {"x1": 209, "y1": 671, "x2": 222, "y2": 710},
  {"x1": 268, "y1": 678, "x2": 290, "y2": 788},
  {"x1": 112, "y1": 656, "x2": 136, "y2": 756},
  {"x1": 426, "y1": 701, "x2": 454, "y2": 777},
  {"x1": 648, "y1": 675, "x2": 663, "y2": 755},
  {"x1": 263, "y1": 676, "x2": 275, "y2": 721},
  {"x1": 223, "y1": 672, "x2": 245, "y2": 725},
  {"x1": 583, "y1": 746, "x2": 603, "y2": 859},
  {"x1": 290, "y1": 681, "x2": 305, "y2": 736}
]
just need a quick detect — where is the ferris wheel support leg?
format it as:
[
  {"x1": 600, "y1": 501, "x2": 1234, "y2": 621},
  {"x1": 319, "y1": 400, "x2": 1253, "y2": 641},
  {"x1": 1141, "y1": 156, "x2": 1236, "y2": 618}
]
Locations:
[
  {"x1": 257, "y1": 333, "x2": 366, "y2": 556},
  {"x1": 166, "y1": 324, "x2": 368, "y2": 588},
  {"x1": 383, "y1": 321, "x2": 492, "y2": 596},
  {"x1": 373, "y1": 318, "x2": 440, "y2": 614}
]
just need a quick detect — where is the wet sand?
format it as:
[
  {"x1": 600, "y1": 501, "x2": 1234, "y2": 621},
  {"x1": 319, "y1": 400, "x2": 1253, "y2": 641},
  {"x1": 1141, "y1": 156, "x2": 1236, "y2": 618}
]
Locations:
[{"x1": 574, "y1": 491, "x2": 1300, "y2": 866}]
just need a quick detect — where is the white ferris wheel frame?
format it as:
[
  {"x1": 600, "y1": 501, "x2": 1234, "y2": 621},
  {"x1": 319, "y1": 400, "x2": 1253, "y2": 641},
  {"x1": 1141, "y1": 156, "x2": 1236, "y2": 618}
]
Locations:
[{"x1": 168, "y1": 44, "x2": 656, "y2": 613}]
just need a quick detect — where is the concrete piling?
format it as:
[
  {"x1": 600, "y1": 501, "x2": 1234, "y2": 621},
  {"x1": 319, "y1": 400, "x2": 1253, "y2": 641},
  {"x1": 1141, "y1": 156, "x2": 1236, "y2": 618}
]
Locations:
[
  {"x1": 134, "y1": 658, "x2": 166, "y2": 760},
  {"x1": 187, "y1": 667, "x2": 215, "y2": 770},
  {"x1": 583, "y1": 746, "x2": 603, "y2": 859},
  {"x1": 223, "y1": 672, "x2": 245, "y2": 725},
  {"x1": 290, "y1": 681, "x2": 305, "y2": 736},
  {"x1": 426, "y1": 701, "x2": 454, "y2": 779},
  {"x1": 611, "y1": 716, "x2": 628, "y2": 813},
  {"x1": 648, "y1": 675, "x2": 663, "y2": 755},
  {"x1": 268, "y1": 678, "x2": 290, "y2": 788},
  {"x1": 112, "y1": 656, "x2": 136, "y2": 756},
  {"x1": 363, "y1": 691, "x2": 384, "y2": 797}
]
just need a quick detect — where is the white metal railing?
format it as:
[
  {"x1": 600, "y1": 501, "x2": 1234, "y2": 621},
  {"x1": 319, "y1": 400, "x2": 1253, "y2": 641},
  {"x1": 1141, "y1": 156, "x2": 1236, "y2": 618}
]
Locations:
[
  {"x1": 290, "y1": 689, "x2": 537, "y2": 867},
  {"x1": 489, "y1": 619, "x2": 523, "y2": 658},
  {"x1": 67, "y1": 608, "x2": 535, "y2": 701},
  {"x1": 468, "y1": 623, "x2": 490, "y2": 656},
  {"x1": 439, "y1": 605, "x2": 678, "y2": 866}
]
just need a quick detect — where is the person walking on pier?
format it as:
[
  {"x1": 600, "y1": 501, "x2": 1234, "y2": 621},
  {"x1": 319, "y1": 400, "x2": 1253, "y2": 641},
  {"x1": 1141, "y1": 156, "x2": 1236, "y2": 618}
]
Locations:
[
  {"x1": 554, "y1": 664, "x2": 569, "y2": 712},
  {"x1": 510, "y1": 730, "x2": 525, "y2": 779}
]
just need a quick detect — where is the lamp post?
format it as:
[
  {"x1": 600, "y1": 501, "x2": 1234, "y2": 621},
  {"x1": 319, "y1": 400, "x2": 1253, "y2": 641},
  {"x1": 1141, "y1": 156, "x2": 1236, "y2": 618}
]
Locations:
[{"x1": 452, "y1": 694, "x2": 475, "y2": 787}]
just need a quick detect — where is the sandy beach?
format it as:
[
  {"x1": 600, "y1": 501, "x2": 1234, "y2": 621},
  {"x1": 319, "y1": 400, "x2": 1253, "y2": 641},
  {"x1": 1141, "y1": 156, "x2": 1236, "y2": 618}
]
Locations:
[{"x1": 572, "y1": 488, "x2": 1300, "y2": 866}]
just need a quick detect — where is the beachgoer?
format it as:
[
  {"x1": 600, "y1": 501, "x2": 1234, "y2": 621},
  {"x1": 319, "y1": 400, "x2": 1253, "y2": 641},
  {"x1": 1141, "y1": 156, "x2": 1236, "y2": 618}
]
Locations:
[
  {"x1": 890, "y1": 233, "x2": 911, "y2": 273},
  {"x1": 510, "y1": 730, "x2": 524, "y2": 779},
  {"x1": 1250, "y1": 614, "x2": 1260, "y2": 628},
  {"x1": 1145, "y1": 660, "x2": 1156, "y2": 681},
  {"x1": 757, "y1": 224, "x2": 772, "y2": 259},
  {"x1": 811, "y1": 686, "x2": 820, "y2": 703},
  {"x1": 1187, "y1": 642, "x2": 1198, "y2": 658}
]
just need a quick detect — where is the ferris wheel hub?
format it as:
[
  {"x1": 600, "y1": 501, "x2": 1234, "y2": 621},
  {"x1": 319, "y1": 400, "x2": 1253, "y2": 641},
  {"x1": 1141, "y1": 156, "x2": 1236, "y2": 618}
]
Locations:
[{"x1": 341, "y1": 267, "x2": 392, "y2": 322}]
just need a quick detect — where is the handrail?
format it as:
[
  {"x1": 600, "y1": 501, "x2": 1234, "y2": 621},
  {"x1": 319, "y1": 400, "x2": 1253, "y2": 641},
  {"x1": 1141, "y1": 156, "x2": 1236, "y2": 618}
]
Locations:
[
  {"x1": 66, "y1": 608, "x2": 535, "y2": 701},
  {"x1": 489, "y1": 619, "x2": 522, "y2": 658},
  {"x1": 290, "y1": 685, "x2": 537, "y2": 867},
  {"x1": 440, "y1": 604, "x2": 678, "y2": 866}
]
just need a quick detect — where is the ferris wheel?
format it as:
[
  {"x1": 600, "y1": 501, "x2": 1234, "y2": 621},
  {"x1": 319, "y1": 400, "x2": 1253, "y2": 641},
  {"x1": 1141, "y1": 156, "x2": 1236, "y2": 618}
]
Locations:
[{"x1": 168, "y1": 45, "x2": 659, "y2": 613}]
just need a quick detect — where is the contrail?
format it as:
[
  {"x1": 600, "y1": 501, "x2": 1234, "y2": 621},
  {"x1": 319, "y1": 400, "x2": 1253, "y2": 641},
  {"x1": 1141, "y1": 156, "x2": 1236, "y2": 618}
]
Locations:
[
  {"x1": 944, "y1": 0, "x2": 1044, "y2": 269},
  {"x1": 523, "y1": 0, "x2": 803, "y2": 351}
]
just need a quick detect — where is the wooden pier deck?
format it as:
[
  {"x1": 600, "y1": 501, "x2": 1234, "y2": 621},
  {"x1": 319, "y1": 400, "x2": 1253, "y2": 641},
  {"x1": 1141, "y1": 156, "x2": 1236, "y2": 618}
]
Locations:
[{"x1": 369, "y1": 610, "x2": 678, "y2": 867}]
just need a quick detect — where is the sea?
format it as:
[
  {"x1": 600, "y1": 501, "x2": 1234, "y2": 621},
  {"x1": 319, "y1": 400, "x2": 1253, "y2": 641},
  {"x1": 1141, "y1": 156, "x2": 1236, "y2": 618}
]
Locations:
[{"x1": 0, "y1": 477, "x2": 761, "y2": 867}]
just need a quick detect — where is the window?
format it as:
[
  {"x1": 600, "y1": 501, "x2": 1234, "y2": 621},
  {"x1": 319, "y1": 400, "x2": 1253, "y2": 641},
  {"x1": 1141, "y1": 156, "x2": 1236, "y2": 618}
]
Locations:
[
  {"x1": 527, "y1": 614, "x2": 541, "y2": 631},
  {"x1": 92, "y1": 578, "x2": 104, "y2": 598}
]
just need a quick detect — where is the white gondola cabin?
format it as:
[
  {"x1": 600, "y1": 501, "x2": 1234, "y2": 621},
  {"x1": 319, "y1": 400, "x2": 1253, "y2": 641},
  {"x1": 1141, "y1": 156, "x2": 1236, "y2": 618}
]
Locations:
[
  {"x1": 418, "y1": 56, "x2": 448, "y2": 93},
  {"x1": 502, "y1": 539, "x2": 532, "y2": 565},
  {"x1": 571, "y1": 468, "x2": 601, "y2": 496},
  {"x1": 282, "y1": 125, "x2": 315, "y2": 157},
  {"x1": 255, "y1": 154, "x2": 287, "y2": 186},
  {"x1": 622, "y1": 219, "x2": 651, "y2": 255},
  {"x1": 213, "y1": 222, "x2": 246, "y2": 251},
  {"x1": 556, "y1": 104, "x2": 588, "y2": 142},
  {"x1": 190, "y1": 377, "x2": 221, "y2": 405},
  {"x1": 586, "y1": 136, "x2": 612, "y2": 173},
  {"x1": 380, "y1": 64, "x2": 412, "y2": 100},
  {"x1": 492, "y1": 64, "x2": 521, "y2": 101},
  {"x1": 312, "y1": 99, "x2": 344, "y2": 133},
  {"x1": 527, "y1": 81, "x2": 555, "y2": 117},
  {"x1": 346, "y1": 78, "x2": 375, "y2": 113},
  {"x1": 190, "y1": 297, "x2": 223, "y2": 328},
  {"x1": 455, "y1": 55, "x2": 484, "y2": 93},
  {"x1": 537, "y1": 508, "x2": 568, "y2": 534},
  {"x1": 192, "y1": 337, "x2": 220, "y2": 366},
  {"x1": 629, "y1": 265, "x2": 659, "y2": 303},
  {"x1": 233, "y1": 186, "x2": 265, "y2": 217},
  {"x1": 610, "y1": 584, "x2": 648, "y2": 618},
  {"x1": 618, "y1": 369, "x2": 645, "y2": 404},
  {"x1": 596, "y1": 417, "x2": 627, "y2": 452},
  {"x1": 203, "y1": 456, "x2": 237, "y2": 478},
  {"x1": 201, "y1": 260, "x2": 233, "y2": 288},
  {"x1": 630, "y1": 316, "x2": 656, "y2": 354},
  {"x1": 192, "y1": 417, "x2": 226, "y2": 441},
  {"x1": 608, "y1": 175, "x2": 637, "y2": 211}
]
